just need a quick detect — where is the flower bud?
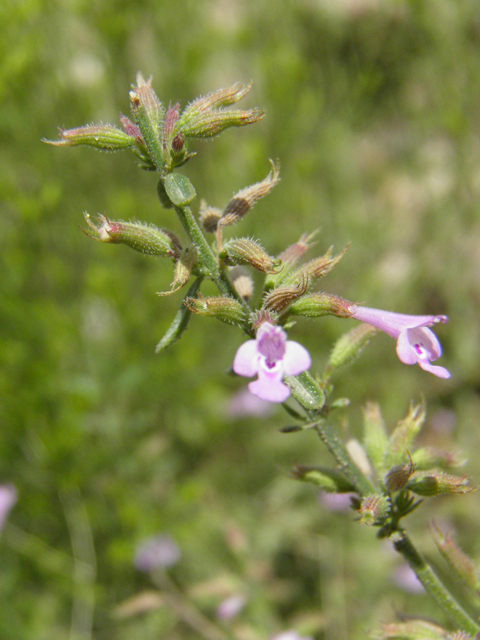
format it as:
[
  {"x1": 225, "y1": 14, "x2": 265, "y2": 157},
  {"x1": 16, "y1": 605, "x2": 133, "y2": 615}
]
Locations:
[
  {"x1": 157, "y1": 246, "x2": 198, "y2": 296},
  {"x1": 181, "y1": 82, "x2": 253, "y2": 118},
  {"x1": 199, "y1": 200, "x2": 222, "y2": 232},
  {"x1": 293, "y1": 465, "x2": 355, "y2": 493},
  {"x1": 180, "y1": 108, "x2": 265, "y2": 138},
  {"x1": 230, "y1": 267, "x2": 254, "y2": 301},
  {"x1": 357, "y1": 494, "x2": 390, "y2": 525},
  {"x1": 129, "y1": 73, "x2": 166, "y2": 171},
  {"x1": 412, "y1": 447, "x2": 465, "y2": 470},
  {"x1": 163, "y1": 103, "x2": 180, "y2": 138},
  {"x1": 362, "y1": 402, "x2": 388, "y2": 477},
  {"x1": 384, "y1": 402, "x2": 426, "y2": 471},
  {"x1": 250, "y1": 309, "x2": 279, "y2": 330},
  {"x1": 83, "y1": 213, "x2": 181, "y2": 258},
  {"x1": 176, "y1": 81, "x2": 264, "y2": 138},
  {"x1": 328, "y1": 324, "x2": 377, "y2": 370},
  {"x1": 384, "y1": 453, "x2": 415, "y2": 493},
  {"x1": 346, "y1": 439, "x2": 372, "y2": 477},
  {"x1": 262, "y1": 276, "x2": 309, "y2": 313},
  {"x1": 430, "y1": 522, "x2": 480, "y2": 592},
  {"x1": 130, "y1": 73, "x2": 164, "y2": 134},
  {"x1": 407, "y1": 471, "x2": 472, "y2": 496},
  {"x1": 277, "y1": 231, "x2": 318, "y2": 272},
  {"x1": 378, "y1": 619, "x2": 449, "y2": 640},
  {"x1": 288, "y1": 293, "x2": 351, "y2": 318},
  {"x1": 184, "y1": 295, "x2": 247, "y2": 326},
  {"x1": 265, "y1": 231, "x2": 318, "y2": 290},
  {"x1": 219, "y1": 160, "x2": 280, "y2": 228},
  {"x1": 45, "y1": 124, "x2": 136, "y2": 150},
  {"x1": 120, "y1": 115, "x2": 144, "y2": 143},
  {"x1": 284, "y1": 246, "x2": 347, "y2": 287},
  {"x1": 221, "y1": 238, "x2": 281, "y2": 274}
]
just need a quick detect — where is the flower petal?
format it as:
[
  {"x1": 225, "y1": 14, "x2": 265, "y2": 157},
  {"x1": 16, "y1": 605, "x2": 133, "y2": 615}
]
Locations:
[
  {"x1": 283, "y1": 340, "x2": 312, "y2": 376},
  {"x1": 350, "y1": 305, "x2": 447, "y2": 339},
  {"x1": 248, "y1": 364, "x2": 290, "y2": 402},
  {"x1": 417, "y1": 359, "x2": 451, "y2": 379},
  {"x1": 396, "y1": 330, "x2": 418, "y2": 365},
  {"x1": 232, "y1": 340, "x2": 259, "y2": 377},
  {"x1": 248, "y1": 376, "x2": 291, "y2": 402},
  {"x1": 407, "y1": 327, "x2": 442, "y2": 360}
]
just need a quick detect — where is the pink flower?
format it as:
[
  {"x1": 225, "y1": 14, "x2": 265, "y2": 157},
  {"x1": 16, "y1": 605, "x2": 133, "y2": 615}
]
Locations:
[
  {"x1": 233, "y1": 322, "x2": 311, "y2": 403},
  {"x1": 216, "y1": 594, "x2": 246, "y2": 620},
  {"x1": 392, "y1": 563, "x2": 424, "y2": 593},
  {"x1": 270, "y1": 632, "x2": 313, "y2": 640},
  {"x1": 226, "y1": 387, "x2": 273, "y2": 418},
  {"x1": 134, "y1": 535, "x2": 181, "y2": 571},
  {"x1": 0, "y1": 484, "x2": 17, "y2": 534},
  {"x1": 349, "y1": 305, "x2": 450, "y2": 379}
]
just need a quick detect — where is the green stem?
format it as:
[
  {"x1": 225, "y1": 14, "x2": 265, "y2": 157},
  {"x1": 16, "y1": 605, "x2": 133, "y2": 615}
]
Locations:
[
  {"x1": 173, "y1": 203, "x2": 253, "y2": 331},
  {"x1": 393, "y1": 530, "x2": 480, "y2": 636},
  {"x1": 312, "y1": 416, "x2": 375, "y2": 497},
  {"x1": 174, "y1": 204, "x2": 220, "y2": 279}
]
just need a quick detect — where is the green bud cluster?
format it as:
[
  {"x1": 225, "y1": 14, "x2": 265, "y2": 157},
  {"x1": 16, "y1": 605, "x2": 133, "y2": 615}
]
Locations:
[{"x1": 47, "y1": 73, "x2": 263, "y2": 176}]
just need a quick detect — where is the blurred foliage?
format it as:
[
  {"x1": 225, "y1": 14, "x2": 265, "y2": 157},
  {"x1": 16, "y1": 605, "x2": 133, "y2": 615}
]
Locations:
[{"x1": 2, "y1": 0, "x2": 480, "y2": 638}]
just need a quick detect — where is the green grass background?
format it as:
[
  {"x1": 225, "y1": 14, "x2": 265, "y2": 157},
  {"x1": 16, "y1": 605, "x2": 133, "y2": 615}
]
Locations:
[{"x1": 2, "y1": 1, "x2": 480, "y2": 638}]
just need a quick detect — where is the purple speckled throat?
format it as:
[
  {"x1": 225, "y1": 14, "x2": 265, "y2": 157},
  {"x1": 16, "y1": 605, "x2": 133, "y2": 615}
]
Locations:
[{"x1": 257, "y1": 330, "x2": 286, "y2": 368}]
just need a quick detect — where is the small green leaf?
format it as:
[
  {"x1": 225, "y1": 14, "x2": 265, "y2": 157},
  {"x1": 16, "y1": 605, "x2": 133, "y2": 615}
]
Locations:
[
  {"x1": 284, "y1": 372, "x2": 325, "y2": 411},
  {"x1": 164, "y1": 173, "x2": 196, "y2": 206},
  {"x1": 155, "y1": 278, "x2": 202, "y2": 352}
]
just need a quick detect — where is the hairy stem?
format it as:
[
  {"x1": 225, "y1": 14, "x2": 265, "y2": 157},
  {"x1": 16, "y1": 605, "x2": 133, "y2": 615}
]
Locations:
[
  {"x1": 393, "y1": 530, "x2": 480, "y2": 636},
  {"x1": 173, "y1": 203, "x2": 253, "y2": 327},
  {"x1": 312, "y1": 416, "x2": 375, "y2": 497}
]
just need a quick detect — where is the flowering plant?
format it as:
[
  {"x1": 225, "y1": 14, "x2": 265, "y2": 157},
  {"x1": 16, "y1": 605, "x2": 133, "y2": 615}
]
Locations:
[{"x1": 46, "y1": 74, "x2": 479, "y2": 640}]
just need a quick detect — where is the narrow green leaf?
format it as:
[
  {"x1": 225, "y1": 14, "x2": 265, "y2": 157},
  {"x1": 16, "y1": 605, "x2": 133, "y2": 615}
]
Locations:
[
  {"x1": 284, "y1": 372, "x2": 325, "y2": 411},
  {"x1": 155, "y1": 278, "x2": 202, "y2": 352}
]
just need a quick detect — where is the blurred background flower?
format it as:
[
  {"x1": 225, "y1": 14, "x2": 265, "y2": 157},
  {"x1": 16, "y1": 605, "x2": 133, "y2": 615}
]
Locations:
[
  {"x1": 0, "y1": 485, "x2": 17, "y2": 534},
  {"x1": 134, "y1": 535, "x2": 181, "y2": 572}
]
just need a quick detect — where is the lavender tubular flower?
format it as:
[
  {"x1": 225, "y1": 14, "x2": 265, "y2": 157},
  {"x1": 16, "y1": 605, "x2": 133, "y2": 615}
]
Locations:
[
  {"x1": 349, "y1": 305, "x2": 450, "y2": 379},
  {"x1": 233, "y1": 322, "x2": 311, "y2": 403}
]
